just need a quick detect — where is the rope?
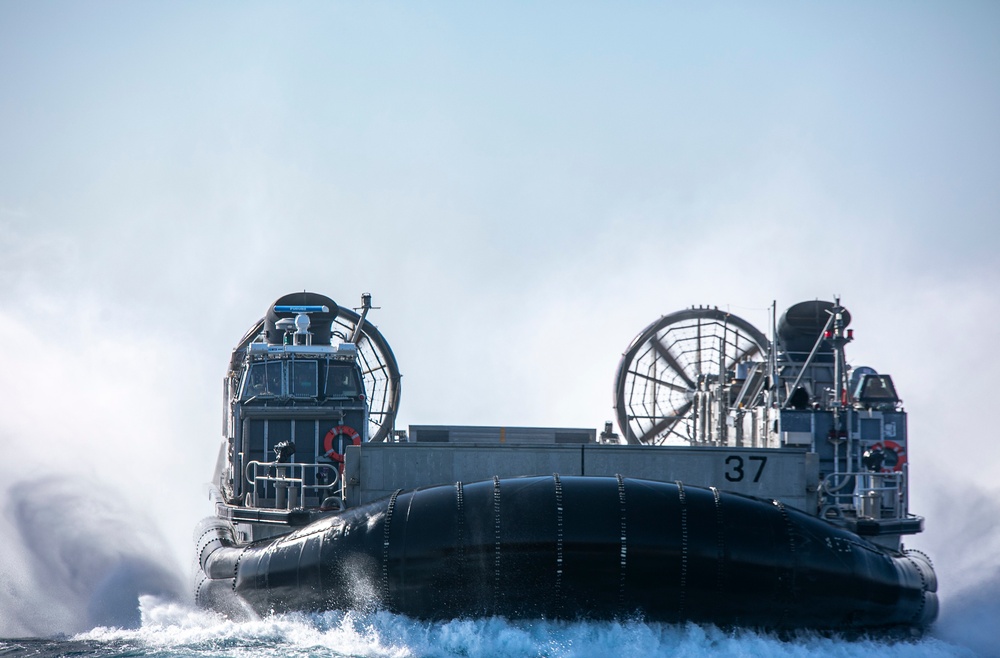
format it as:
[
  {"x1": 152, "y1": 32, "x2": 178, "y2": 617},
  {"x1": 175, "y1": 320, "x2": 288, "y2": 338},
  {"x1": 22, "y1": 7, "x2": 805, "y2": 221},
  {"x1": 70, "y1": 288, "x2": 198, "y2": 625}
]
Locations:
[
  {"x1": 382, "y1": 489, "x2": 402, "y2": 605},
  {"x1": 553, "y1": 473, "x2": 564, "y2": 607},
  {"x1": 617, "y1": 474, "x2": 628, "y2": 608},
  {"x1": 455, "y1": 481, "x2": 465, "y2": 581},
  {"x1": 493, "y1": 476, "x2": 502, "y2": 607},
  {"x1": 676, "y1": 481, "x2": 688, "y2": 618}
]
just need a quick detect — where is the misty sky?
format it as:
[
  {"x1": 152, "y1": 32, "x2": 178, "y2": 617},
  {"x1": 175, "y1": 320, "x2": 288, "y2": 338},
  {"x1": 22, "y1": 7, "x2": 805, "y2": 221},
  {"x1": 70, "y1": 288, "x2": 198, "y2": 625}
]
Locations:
[{"x1": 2, "y1": 1, "x2": 1000, "y2": 619}]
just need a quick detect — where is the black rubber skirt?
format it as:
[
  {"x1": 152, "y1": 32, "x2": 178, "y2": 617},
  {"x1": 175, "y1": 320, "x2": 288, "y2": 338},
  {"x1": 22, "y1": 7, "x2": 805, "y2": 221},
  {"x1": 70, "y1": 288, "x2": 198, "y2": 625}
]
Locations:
[{"x1": 197, "y1": 475, "x2": 937, "y2": 630}]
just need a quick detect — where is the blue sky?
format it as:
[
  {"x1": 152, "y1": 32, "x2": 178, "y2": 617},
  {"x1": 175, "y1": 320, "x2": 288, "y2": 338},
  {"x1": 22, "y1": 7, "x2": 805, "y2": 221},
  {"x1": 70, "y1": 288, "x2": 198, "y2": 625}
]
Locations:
[
  {"x1": 5, "y1": 3, "x2": 998, "y2": 290},
  {"x1": 2, "y1": 1, "x2": 999, "y2": 639}
]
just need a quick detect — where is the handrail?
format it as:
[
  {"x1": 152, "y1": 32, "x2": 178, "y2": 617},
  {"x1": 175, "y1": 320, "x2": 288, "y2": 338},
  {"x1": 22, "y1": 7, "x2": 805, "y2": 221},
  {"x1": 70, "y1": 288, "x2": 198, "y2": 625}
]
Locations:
[
  {"x1": 820, "y1": 470, "x2": 907, "y2": 521},
  {"x1": 245, "y1": 461, "x2": 341, "y2": 509}
]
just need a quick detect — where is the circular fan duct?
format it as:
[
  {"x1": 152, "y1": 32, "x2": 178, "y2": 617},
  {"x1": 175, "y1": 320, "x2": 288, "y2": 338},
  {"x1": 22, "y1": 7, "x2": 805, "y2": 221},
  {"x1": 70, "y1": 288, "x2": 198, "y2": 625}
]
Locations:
[
  {"x1": 613, "y1": 307, "x2": 769, "y2": 445},
  {"x1": 330, "y1": 306, "x2": 401, "y2": 444}
]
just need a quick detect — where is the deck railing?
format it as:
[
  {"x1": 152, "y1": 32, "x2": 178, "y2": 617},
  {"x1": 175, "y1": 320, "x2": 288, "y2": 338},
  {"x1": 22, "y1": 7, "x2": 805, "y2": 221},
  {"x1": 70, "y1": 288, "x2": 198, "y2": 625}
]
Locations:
[
  {"x1": 245, "y1": 461, "x2": 340, "y2": 509},
  {"x1": 820, "y1": 470, "x2": 908, "y2": 521}
]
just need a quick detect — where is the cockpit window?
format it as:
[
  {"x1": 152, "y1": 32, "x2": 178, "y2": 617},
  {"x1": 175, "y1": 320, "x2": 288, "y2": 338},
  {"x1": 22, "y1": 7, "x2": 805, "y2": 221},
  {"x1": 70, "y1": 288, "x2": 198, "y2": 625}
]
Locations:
[
  {"x1": 242, "y1": 360, "x2": 360, "y2": 401},
  {"x1": 856, "y1": 374, "x2": 899, "y2": 406},
  {"x1": 243, "y1": 361, "x2": 284, "y2": 399},
  {"x1": 290, "y1": 360, "x2": 318, "y2": 397},
  {"x1": 243, "y1": 364, "x2": 264, "y2": 398},
  {"x1": 266, "y1": 362, "x2": 281, "y2": 394},
  {"x1": 326, "y1": 365, "x2": 360, "y2": 398}
]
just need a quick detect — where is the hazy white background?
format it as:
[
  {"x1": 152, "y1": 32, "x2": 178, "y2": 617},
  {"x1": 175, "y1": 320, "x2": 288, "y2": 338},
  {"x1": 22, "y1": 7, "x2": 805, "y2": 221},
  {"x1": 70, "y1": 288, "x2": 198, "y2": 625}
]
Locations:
[{"x1": 1, "y1": 1, "x2": 998, "y2": 650}]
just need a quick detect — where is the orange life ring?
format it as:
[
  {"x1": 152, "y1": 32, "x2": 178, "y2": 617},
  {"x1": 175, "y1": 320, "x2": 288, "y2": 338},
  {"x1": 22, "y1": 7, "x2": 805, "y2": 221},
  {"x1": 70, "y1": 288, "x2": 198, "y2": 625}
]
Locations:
[
  {"x1": 871, "y1": 440, "x2": 906, "y2": 472},
  {"x1": 324, "y1": 425, "x2": 361, "y2": 472}
]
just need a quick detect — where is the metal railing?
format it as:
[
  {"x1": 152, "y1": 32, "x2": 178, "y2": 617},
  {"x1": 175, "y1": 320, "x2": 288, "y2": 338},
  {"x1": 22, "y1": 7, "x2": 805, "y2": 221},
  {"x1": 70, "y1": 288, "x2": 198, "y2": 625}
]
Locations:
[
  {"x1": 245, "y1": 461, "x2": 341, "y2": 509},
  {"x1": 820, "y1": 470, "x2": 907, "y2": 521}
]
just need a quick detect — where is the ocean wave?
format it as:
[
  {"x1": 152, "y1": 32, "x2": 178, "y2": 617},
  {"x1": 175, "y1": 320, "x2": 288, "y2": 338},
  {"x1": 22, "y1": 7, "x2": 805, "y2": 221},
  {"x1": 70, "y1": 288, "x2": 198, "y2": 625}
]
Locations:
[{"x1": 52, "y1": 597, "x2": 974, "y2": 658}]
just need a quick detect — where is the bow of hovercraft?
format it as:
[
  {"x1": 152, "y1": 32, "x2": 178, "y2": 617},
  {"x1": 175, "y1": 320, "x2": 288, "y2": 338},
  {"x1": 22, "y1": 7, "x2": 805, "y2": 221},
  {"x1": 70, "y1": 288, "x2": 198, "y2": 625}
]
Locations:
[{"x1": 195, "y1": 294, "x2": 937, "y2": 632}]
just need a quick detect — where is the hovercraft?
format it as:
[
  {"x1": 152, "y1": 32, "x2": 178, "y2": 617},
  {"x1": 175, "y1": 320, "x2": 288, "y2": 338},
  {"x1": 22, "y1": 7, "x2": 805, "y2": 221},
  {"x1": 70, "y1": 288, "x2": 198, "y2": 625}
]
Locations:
[{"x1": 195, "y1": 293, "x2": 937, "y2": 631}]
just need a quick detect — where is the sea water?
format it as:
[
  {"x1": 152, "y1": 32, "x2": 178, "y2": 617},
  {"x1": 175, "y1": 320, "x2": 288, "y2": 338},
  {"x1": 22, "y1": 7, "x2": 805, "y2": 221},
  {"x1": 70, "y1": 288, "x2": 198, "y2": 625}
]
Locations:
[{"x1": 0, "y1": 599, "x2": 979, "y2": 658}]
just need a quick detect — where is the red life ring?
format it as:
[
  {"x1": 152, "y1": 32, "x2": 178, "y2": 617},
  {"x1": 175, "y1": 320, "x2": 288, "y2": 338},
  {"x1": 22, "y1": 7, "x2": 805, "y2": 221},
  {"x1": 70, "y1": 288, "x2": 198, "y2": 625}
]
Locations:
[
  {"x1": 324, "y1": 425, "x2": 361, "y2": 472},
  {"x1": 872, "y1": 440, "x2": 906, "y2": 472}
]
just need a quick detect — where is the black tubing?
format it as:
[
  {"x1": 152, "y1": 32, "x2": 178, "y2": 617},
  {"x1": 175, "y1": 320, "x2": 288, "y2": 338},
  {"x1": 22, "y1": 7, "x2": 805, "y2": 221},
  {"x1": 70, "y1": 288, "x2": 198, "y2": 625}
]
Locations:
[
  {"x1": 777, "y1": 300, "x2": 851, "y2": 361},
  {"x1": 199, "y1": 476, "x2": 936, "y2": 630},
  {"x1": 264, "y1": 292, "x2": 339, "y2": 346}
]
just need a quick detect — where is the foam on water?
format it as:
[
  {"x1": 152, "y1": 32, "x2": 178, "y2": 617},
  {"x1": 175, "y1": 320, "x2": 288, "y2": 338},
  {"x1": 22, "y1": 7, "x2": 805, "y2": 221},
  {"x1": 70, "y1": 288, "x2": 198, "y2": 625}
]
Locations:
[{"x1": 47, "y1": 597, "x2": 971, "y2": 658}]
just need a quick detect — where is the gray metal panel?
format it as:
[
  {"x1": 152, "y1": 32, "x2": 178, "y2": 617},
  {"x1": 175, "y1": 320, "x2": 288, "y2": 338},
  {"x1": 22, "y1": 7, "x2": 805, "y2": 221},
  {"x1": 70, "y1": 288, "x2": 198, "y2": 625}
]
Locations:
[
  {"x1": 582, "y1": 445, "x2": 817, "y2": 512},
  {"x1": 882, "y1": 411, "x2": 907, "y2": 444},
  {"x1": 345, "y1": 443, "x2": 584, "y2": 506},
  {"x1": 344, "y1": 443, "x2": 819, "y2": 513},
  {"x1": 780, "y1": 411, "x2": 813, "y2": 432},
  {"x1": 241, "y1": 406, "x2": 352, "y2": 420},
  {"x1": 860, "y1": 417, "x2": 882, "y2": 442},
  {"x1": 409, "y1": 425, "x2": 596, "y2": 445}
]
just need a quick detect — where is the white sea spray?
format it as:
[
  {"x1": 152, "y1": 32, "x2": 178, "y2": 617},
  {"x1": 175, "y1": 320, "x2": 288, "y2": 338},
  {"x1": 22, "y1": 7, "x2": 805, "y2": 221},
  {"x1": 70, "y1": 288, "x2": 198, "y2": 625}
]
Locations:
[{"x1": 57, "y1": 598, "x2": 978, "y2": 658}]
